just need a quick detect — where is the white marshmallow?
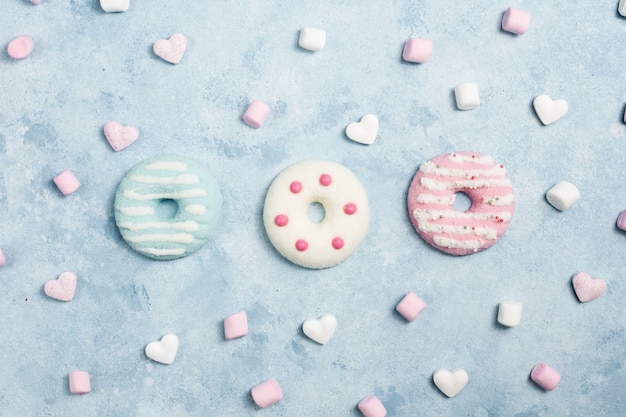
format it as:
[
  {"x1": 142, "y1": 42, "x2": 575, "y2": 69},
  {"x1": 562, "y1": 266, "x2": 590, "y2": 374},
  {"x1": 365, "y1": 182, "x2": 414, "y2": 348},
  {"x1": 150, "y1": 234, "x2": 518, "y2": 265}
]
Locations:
[
  {"x1": 454, "y1": 83, "x2": 480, "y2": 110},
  {"x1": 497, "y1": 301, "x2": 522, "y2": 327},
  {"x1": 299, "y1": 27, "x2": 326, "y2": 52},
  {"x1": 546, "y1": 181, "x2": 580, "y2": 211},
  {"x1": 619, "y1": 0, "x2": 626, "y2": 17},
  {"x1": 100, "y1": 0, "x2": 130, "y2": 12}
]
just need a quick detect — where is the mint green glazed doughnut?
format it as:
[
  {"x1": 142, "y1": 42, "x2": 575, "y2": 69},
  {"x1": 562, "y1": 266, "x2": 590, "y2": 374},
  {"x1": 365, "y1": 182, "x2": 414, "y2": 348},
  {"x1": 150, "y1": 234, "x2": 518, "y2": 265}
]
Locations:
[{"x1": 114, "y1": 155, "x2": 222, "y2": 260}]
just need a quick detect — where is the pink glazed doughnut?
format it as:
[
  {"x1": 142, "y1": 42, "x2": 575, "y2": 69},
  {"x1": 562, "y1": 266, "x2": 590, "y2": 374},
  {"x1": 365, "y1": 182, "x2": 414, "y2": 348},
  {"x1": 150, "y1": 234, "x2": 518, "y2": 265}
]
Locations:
[{"x1": 407, "y1": 152, "x2": 514, "y2": 255}]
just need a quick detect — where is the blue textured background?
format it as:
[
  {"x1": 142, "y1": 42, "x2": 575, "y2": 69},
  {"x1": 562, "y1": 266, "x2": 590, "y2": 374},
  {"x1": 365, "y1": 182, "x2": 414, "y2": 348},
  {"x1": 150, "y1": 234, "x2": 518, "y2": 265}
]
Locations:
[{"x1": 2, "y1": 1, "x2": 626, "y2": 416}]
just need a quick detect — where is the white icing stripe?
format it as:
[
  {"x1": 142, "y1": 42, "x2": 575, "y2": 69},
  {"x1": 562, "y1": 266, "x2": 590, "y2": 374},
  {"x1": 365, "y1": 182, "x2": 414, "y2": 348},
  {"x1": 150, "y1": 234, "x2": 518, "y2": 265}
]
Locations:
[
  {"x1": 184, "y1": 204, "x2": 207, "y2": 215},
  {"x1": 137, "y1": 247, "x2": 186, "y2": 256},
  {"x1": 420, "y1": 177, "x2": 512, "y2": 191},
  {"x1": 118, "y1": 206, "x2": 155, "y2": 216},
  {"x1": 433, "y1": 235, "x2": 482, "y2": 250},
  {"x1": 123, "y1": 189, "x2": 207, "y2": 201},
  {"x1": 125, "y1": 233, "x2": 194, "y2": 244},
  {"x1": 413, "y1": 208, "x2": 513, "y2": 222},
  {"x1": 145, "y1": 161, "x2": 188, "y2": 172},
  {"x1": 415, "y1": 192, "x2": 515, "y2": 206},
  {"x1": 419, "y1": 164, "x2": 506, "y2": 178},
  {"x1": 118, "y1": 221, "x2": 199, "y2": 232},
  {"x1": 129, "y1": 174, "x2": 199, "y2": 185},
  {"x1": 417, "y1": 222, "x2": 498, "y2": 239},
  {"x1": 446, "y1": 154, "x2": 495, "y2": 165}
]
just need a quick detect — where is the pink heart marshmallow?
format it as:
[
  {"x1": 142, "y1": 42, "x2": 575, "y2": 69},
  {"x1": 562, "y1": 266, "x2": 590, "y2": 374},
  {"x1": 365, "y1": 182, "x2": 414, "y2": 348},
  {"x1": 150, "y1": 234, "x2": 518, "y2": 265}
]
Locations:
[
  {"x1": 572, "y1": 272, "x2": 606, "y2": 303},
  {"x1": 153, "y1": 33, "x2": 187, "y2": 64},
  {"x1": 103, "y1": 121, "x2": 139, "y2": 151},
  {"x1": 44, "y1": 271, "x2": 77, "y2": 302}
]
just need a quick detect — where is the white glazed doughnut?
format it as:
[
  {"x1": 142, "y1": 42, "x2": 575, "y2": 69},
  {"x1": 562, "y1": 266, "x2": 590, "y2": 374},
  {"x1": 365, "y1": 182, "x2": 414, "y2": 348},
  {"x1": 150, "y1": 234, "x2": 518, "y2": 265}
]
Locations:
[
  {"x1": 263, "y1": 160, "x2": 369, "y2": 269},
  {"x1": 114, "y1": 155, "x2": 222, "y2": 260},
  {"x1": 407, "y1": 151, "x2": 514, "y2": 255}
]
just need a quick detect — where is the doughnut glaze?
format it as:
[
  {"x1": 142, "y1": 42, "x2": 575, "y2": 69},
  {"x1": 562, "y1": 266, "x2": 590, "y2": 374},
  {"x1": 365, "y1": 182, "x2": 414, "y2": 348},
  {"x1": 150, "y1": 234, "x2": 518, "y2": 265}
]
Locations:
[{"x1": 407, "y1": 152, "x2": 514, "y2": 255}]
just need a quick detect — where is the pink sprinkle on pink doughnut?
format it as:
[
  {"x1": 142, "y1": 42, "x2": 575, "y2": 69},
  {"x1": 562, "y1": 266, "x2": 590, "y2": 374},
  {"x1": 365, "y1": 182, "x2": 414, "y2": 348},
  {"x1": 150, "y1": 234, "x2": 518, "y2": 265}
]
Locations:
[
  {"x1": 53, "y1": 170, "x2": 81, "y2": 196},
  {"x1": 68, "y1": 371, "x2": 91, "y2": 395},
  {"x1": 7, "y1": 35, "x2": 34, "y2": 60},
  {"x1": 331, "y1": 237, "x2": 344, "y2": 249},
  {"x1": 251, "y1": 379, "x2": 283, "y2": 408},
  {"x1": 274, "y1": 214, "x2": 289, "y2": 227},
  {"x1": 295, "y1": 239, "x2": 308, "y2": 251},
  {"x1": 343, "y1": 202, "x2": 357, "y2": 215},
  {"x1": 290, "y1": 181, "x2": 302, "y2": 194},
  {"x1": 531, "y1": 363, "x2": 560, "y2": 391},
  {"x1": 319, "y1": 174, "x2": 332, "y2": 186}
]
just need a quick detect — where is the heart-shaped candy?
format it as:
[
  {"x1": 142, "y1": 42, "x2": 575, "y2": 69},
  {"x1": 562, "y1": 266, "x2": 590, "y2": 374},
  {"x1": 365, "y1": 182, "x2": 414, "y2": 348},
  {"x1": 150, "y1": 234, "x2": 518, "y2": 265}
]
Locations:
[
  {"x1": 145, "y1": 334, "x2": 179, "y2": 364},
  {"x1": 433, "y1": 368, "x2": 468, "y2": 398},
  {"x1": 103, "y1": 121, "x2": 139, "y2": 151},
  {"x1": 572, "y1": 272, "x2": 606, "y2": 302},
  {"x1": 153, "y1": 34, "x2": 187, "y2": 65},
  {"x1": 345, "y1": 114, "x2": 379, "y2": 145},
  {"x1": 100, "y1": 0, "x2": 129, "y2": 12},
  {"x1": 302, "y1": 314, "x2": 337, "y2": 345},
  {"x1": 44, "y1": 271, "x2": 77, "y2": 302},
  {"x1": 533, "y1": 94, "x2": 568, "y2": 125}
]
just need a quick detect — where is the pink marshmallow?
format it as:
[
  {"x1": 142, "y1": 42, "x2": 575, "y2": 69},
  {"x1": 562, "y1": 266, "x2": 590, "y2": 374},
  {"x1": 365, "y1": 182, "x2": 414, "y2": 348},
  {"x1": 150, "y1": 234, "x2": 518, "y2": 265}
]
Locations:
[
  {"x1": 395, "y1": 291, "x2": 426, "y2": 322},
  {"x1": 617, "y1": 209, "x2": 626, "y2": 231},
  {"x1": 358, "y1": 395, "x2": 387, "y2": 417},
  {"x1": 7, "y1": 35, "x2": 34, "y2": 60},
  {"x1": 531, "y1": 363, "x2": 560, "y2": 391},
  {"x1": 68, "y1": 371, "x2": 91, "y2": 394},
  {"x1": 242, "y1": 100, "x2": 270, "y2": 128},
  {"x1": 0, "y1": 248, "x2": 5, "y2": 267},
  {"x1": 224, "y1": 311, "x2": 248, "y2": 340},
  {"x1": 251, "y1": 379, "x2": 283, "y2": 408},
  {"x1": 402, "y1": 37, "x2": 432, "y2": 64},
  {"x1": 501, "y1": 7, "x2": 531, "y2": 35},
  {"x1": 53, "y1": 170, "x2": 81, "y2": 196}
]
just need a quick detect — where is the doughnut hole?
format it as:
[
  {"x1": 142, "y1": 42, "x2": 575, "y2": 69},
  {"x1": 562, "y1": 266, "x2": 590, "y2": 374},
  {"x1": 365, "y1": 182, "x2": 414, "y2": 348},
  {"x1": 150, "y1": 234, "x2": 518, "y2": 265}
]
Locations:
[
  {"x1": 156, "y1": 198, "x2": 179, "y2": 219},
  {"x1": 307, "y1": 202, "x2": 326, "y2": 223},
  {"x1": 452, "y1": 192, "x2": 472, "y2": 212}
]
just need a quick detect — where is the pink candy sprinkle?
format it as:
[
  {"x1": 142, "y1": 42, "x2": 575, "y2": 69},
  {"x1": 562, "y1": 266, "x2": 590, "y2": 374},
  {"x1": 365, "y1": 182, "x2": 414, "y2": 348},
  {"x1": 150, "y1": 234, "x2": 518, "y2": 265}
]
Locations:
[
  {"x1": 531, "y1": 363, "x2": 560, "y2": 391},
  {"x1": 331, "y1": 237, "x2": 344, "y2": 250},
  {"x1": 251, "y1": 379, "x2": 283, "y2": 408},
  {"x1": 274, "y1": 214, "x2": 289, "y2": 227},
  {"x1": 7, "y1": 35, "x2": 34, "y2": 60},
  {"x1": 290, "y1": 181, "x2": 302, "y2": 194},
  {"x1": 501, "y1": 7, "x2": 531, "y2": 35},
  {"x1": 224, "y1": 311, "x2": 248, "y2": 340},
  {"x1": 0, "y1": 248, "x2": 5, "y2": 267},
  {"x1": 68, "y1": 371, "x2": 91, "y2": 394},
  {"x1": 396, "y1": 291, "x2": 426, "y2": 322},
  {"x1": 402, "y1": 37, "x2": 432, "y2": 64},
  {"x1": 242, "y1": 100, "x2": 270, "y2": 128},
  {"x1": 295, "y1": 239, "x2": 308, "y2": 251},
  {"x1": 53, "y1": 170, "x2": 81, "y2": 196},
  {"x1": 30, "y1": 0, "x2": 42, "y2": 4},
  {"x1": 319, "y1": 174, "x2": 332, "y2": 186},
  {"x1": 343, "y1": 202, "x2": 357, "y2": 215},
  {"x1": 358, "y1": 395, "x2": 387, "y2": 417}
]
